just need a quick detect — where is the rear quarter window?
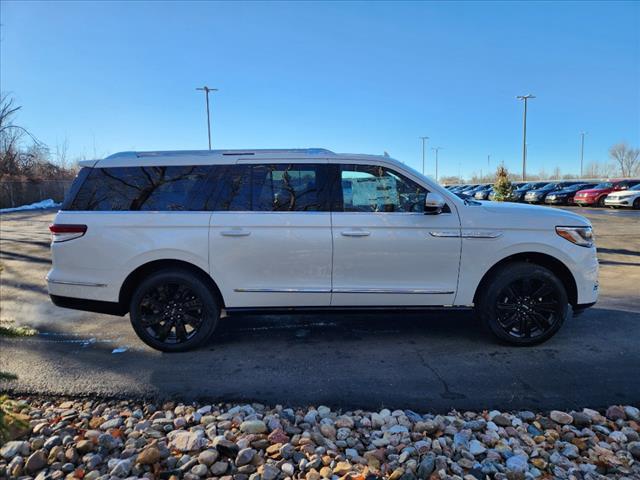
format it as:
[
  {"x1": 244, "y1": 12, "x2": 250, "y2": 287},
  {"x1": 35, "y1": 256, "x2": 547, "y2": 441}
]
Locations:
[{"x1": 67, "y1": 166, "x2": 211, "y2": 211}]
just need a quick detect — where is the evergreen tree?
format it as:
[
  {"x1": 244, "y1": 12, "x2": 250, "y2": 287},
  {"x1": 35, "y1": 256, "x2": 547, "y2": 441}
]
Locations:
[{"x1": 493, "y1": 166, "x2": 513, "y2": 201}]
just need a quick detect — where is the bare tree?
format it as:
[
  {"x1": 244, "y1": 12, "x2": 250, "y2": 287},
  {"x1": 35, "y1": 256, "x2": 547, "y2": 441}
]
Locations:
[{"x1": 609, "y1": 142, "x2": 640, "y2": 178}]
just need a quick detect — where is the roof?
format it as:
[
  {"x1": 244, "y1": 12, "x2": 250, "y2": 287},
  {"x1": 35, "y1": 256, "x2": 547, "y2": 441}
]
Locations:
[{"x1": 86, "y1": 148, "x2": 403, "y2": 168}]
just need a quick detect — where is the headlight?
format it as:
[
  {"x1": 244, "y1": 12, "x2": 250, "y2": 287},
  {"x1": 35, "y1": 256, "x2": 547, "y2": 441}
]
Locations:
[{"x1": 556, "y1": 226, "x2": 594, "y2": 248}]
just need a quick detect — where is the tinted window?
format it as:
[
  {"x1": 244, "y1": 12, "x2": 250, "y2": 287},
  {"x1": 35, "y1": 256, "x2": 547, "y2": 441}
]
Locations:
[
  {"x1": 339, "y1": 164, "x2": 428, "y2": 213},
  {"x1": 68, "y1": 166, "x2": 210, "y2": 211},
  {"x1": 252, "y1": 164, "x2": 326, "y2": 211},
  {"x1": 203, "y1": 163, "x2": 330, "y2": 212}
]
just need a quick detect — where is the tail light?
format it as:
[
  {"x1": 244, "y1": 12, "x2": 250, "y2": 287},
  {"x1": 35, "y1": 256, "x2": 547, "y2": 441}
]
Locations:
[{"x1": 49, "y1": 224, "x2": 87, "y2": 243}]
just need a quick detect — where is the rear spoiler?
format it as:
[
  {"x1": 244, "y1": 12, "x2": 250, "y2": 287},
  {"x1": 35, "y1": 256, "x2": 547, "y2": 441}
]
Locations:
[{"x1": 78, "y1": 159, "x2": 100, "y2": 168}]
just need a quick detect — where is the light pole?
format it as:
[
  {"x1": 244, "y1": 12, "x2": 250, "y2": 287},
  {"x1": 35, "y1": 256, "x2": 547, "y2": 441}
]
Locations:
[
  {"x1": 580, "y1": 131, "x2": 587, "y2": 178},
  {"x1": 517, "y1": 94, "x2": 535, "y2": 181},
  {"x1": 196, "y1": 86, "x2": 218, "y2": 150},
  {"x1": 432, "y1": 147, "x2": 442, "y2": 182},
  {"x1": 419, "y1": 136, "x2": 429, "y2": 174}
]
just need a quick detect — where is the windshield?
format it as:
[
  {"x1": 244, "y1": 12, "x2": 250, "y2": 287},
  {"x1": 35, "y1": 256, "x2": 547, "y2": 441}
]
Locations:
[
  {"x1": 516, "y1": 183, "x2": 533, "y2": 190},
  {"x1": 539, "y1": 183, "x2": 557, "y2": 191},
  {"x1": 530, "y1": 183, "x2": 549, "y2": 190},
  {"x1": 594, "y1": 182, "x2": 613, "y2": 189},
  {"x1": 629, "y1": 184, "x2": 640, "y2": 191}
]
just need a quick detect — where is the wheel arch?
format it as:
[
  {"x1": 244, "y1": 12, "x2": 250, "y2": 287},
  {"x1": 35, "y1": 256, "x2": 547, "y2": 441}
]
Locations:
[
  {"x1": 473, "y1": 252, "x2": 578, "y2": 307},
  {"x1": 119, "y1": 259, "x2": 225, "y2": 313}
]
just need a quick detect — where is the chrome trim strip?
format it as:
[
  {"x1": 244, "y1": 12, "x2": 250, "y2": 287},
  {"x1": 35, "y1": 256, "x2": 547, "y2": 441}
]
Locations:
[
  {"x1": 332, "y1": 288, "x2": 455, "y2": 294},
  {"x1": 429, "y1": 231, "x2": 461, "y2": 238},
  {"x1": 47, "y1": 279, "x2": 107, "y2": 287},
  {"x1": 234, "y1": 287, "x2": 331, "y2": 293},
  {"x1": 234, "y1": 287, "x2": 453, "y2": 295},
  {"x1": 461, "y1": 231, "x2": 503, "y2": 239}
]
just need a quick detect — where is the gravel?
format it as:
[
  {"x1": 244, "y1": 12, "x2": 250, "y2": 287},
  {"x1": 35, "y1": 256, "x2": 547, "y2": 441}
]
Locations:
[{"x1": 0, "y1": 397, "x2": 639, "y2": 479}]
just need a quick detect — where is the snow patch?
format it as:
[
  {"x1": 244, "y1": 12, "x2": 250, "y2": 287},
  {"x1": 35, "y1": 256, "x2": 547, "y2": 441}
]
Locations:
[{"x1": 0, "y1": 198, "x2": 61, "y2": 213}]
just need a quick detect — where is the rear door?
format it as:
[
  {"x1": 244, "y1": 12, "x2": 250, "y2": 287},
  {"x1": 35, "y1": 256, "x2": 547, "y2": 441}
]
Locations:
[
  {"x1": 330, "y1": 163, "x2": 461, "y2": 307},
  {"x1": 208, "y1": 162, "x2": 333, "y2": 308}
]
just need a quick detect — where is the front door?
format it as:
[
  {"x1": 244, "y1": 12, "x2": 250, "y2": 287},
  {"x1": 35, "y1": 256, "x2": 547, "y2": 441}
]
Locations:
[
  {"x1": 208, "y1": 162, "x2": 333, "y2": 308},
  {"x1": 331, "y1": 164, "x2": 461, "y2": 306}
]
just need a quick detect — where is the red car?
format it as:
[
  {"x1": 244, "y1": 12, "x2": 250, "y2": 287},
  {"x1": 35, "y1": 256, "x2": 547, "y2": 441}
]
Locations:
[{"x1": 574, "y1": 179, "x2": 640, "y2": 207}]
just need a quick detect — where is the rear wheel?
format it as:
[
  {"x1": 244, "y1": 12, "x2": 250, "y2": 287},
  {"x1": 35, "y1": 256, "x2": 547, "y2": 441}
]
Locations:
[
  {"x1": 476, "y1": 262, "x2": 568, "y2": 346},
  {"x1": 129, "y1": 269, "x2": 219, "y2": 352}
]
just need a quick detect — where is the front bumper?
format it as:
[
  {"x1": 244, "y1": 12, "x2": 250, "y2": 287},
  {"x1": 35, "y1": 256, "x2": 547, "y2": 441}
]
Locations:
[
  {"x1": 545, "y1": 196, "x2": 568, "y2": 204},
  {"x1": 604, "y1": 197, "x2": 634, "y2": 207}
]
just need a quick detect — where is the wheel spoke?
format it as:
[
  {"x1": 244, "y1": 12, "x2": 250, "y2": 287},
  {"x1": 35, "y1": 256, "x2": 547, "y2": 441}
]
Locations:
[
  {"x1": 140, "y1": 313, "x2": 163, "y2": 327},
  {"x1": 500, "y1": 311, "x2": 519, "y2": 330},
  {"x1": 531, "y1": 283, "x2": 554, "y2": 299},
  {"x1": 530, "y1": 310, "x2": 552, "y2": 331},
  {"x1": 155, "y1": 321, "x2": 173, "y2": 341},
  {"x1": 175, "y1": 322, "x2": 188, "y2": 342},
  {"x1": 182, "y1": 313, "x2": 202, "y2": 327},
  {"x1": 497, "y1": 303, "x2": 517, "y2": 311}
]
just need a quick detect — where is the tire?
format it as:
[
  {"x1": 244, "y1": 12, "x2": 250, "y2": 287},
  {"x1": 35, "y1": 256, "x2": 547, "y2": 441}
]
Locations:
[
  {"x1": 597, "y1": 196, "x2": 606, "y2": 208},
  {"x1": 634, "y1": 198, "x2": 640, "y2": 210},
  {"x1": 476, "y1": 262, "x2": 569, "y2": 346},
  {"x1": 129, "y1": 269, "x2": 219, "y2": 352}
]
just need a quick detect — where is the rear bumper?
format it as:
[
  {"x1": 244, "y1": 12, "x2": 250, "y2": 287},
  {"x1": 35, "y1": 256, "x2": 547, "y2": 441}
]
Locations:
[{"x1": 50, "y1": 294, "x2": 125, "y2": 316}]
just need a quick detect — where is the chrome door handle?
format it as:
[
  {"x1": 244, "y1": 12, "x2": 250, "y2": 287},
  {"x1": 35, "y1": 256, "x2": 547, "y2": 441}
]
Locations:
[
  {"x1": 341, "y1": 230, "x2": 370, "y2": 237},
  {"x1": 220, "y1": 230, "x2": 251, "y2": 237}
]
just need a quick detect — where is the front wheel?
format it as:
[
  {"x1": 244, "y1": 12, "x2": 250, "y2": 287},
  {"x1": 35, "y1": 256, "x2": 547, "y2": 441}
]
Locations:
[
  {"x1": 597, "y1": 196, "x2": 606, "y2": 207},
  {"x1": 129, "y1": 269, "x2": 219, "y2": 352},
  {"x1": 476, "y1": 262, "x2": 568, "y2": 346},
  {"x1": 633, "y1": 198, "x2": 640, "y2": 210}
]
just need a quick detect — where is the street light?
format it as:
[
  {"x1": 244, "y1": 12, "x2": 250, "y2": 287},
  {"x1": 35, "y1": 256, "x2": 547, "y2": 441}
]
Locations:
[
  {"x1": 517, "y1": 94, "x2": 536, "y2": 181},
  {"x1": 419, "y1": 136, "x2": 429, "y2": 174},
  {"x1": 196, "y1": 86, "x2": 218, "y2": 150},
  {"x1": 580, "y1": 131, "x2": 588, "y2": 178},
  {"x1": 432, "y1": 147, "x2": 443, "y2": 182}
]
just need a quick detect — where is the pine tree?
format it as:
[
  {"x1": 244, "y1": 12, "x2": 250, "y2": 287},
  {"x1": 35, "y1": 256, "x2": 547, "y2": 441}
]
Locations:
[{"x1": 493, "y1": 166, "x2": 513, "y2": 202}]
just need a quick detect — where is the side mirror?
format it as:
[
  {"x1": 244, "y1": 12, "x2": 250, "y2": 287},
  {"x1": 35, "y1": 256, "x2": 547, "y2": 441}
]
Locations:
[{"x1": 424, "y1": 192, "x2": 445, "y2": 215}]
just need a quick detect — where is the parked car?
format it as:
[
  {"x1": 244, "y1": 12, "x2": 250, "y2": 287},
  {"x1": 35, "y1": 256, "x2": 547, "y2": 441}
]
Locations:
[
  {"x1": 574, "y1": 179, "x2": 640, "y2": 207},
  {"x1": 509, "y1": 182, "x2": 546, "y2": 202},
  {"x1": 524, "y1": 182, "x2": 579, "y2": 204},
  {"x1": 604, "y1": 183, "x2": 640, "y2": 209},
  {"x1": 48, "y1": 148, "x2": 599, "y2": 351},
  {"x1": 474, "y1": 186, "x2": 494, "y2": 200},
  {"x1": 545, "y1": 183, "x2": 597, "y2": 206}
]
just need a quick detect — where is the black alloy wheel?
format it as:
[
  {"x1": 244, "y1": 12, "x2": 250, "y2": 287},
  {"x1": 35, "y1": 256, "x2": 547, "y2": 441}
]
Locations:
[
  {"x1": 129, "y1": 269, "x2": 219, "y2": 352},
  {"x1": 477, "y1": 262, "x2": 568, "y2": 345}
]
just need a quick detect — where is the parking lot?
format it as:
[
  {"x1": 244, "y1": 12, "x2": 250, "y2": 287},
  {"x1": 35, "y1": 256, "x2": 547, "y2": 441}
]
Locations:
[{"x1": 1, "y1": 206, "x2": 639, "y2": 411}]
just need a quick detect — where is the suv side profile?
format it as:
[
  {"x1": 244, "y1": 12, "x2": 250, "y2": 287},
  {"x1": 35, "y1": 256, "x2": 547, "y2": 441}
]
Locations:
[{"x1": 48, "y1": 149, "x2": 599, "y2": 351}]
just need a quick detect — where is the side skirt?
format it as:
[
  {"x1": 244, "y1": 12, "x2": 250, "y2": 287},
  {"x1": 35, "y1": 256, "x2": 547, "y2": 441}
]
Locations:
[{"x1": 224, "y1": 305, "x2": 474, "y2": 315}]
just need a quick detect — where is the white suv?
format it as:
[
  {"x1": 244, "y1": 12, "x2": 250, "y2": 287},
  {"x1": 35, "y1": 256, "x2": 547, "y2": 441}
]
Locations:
[{"x1": 48, "y1": 149, "x2": 599, "y2": 351}]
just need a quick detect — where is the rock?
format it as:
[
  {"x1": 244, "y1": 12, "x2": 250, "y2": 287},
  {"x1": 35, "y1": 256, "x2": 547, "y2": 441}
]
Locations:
[
  {"x1": 268, "y1": 428, "x2": 290, "y2": 444},
  {"x1": 214, "y1": 438, "x2": 240, "y2": 458},
  {"x1": 606, "y1": 405, "x2": 626, "y2": 421},
  {"x1": 624, "y1": 405, "x2": 640, "y2": 421},
  {"x1": 417, "y1": 454, "x2": 435, "y2": 479},
  {"x1": 168, "y1": 430, "x2": 206, "y2": 452},
  {"x1": 100, "y1": 417, "x2": 123, "y2": 430},
  {"x1": 240, "y1": 420, "x2": 267, "y2": 434},
  {"x1": 198, "y1": 449, "x2": 219, "y2": 466},
  {"x1": 571, "y1": 411, "x2": 591, "y2": 428},
  {"x1": 550, "y1": 411, "x2": 573, "y2": 425},
  {"x1": 333, "y1": 461, "x2": 351, "y2": 476},
  {"x1": 24, "y1": 450, "x2": 47, "y2": 474},
  {"x1": 191, "y1": 463, "x2": 209, "y2": 476},
  {"x1": 211, "y1": 460, "x2": 229, "y2": 475},
  {"x1": 138, "y1": 446, "x2": 161, "y2": 465},
  {"x1": 110, "y1": 458, "x2": 133, "y2": 477},
  {"x1": 493, "y1": 415, "x2": 511, "y2": 427},
  {"x1": 469, "y1": 440, "x2": 486, "y2": 456},
  {"x1": 1, "y1": 440, "x2": 30, "y2": 459},
  {"x1": 75, "y1": 439, "x2": 93, "y2": 454},
  {"x1": 627, "y1": 441, "x2": 640, "y2": 460},
  {"x1": 506, "y1": 454, "x2": 528, "y2": 473},
  {"x1": 517, "y1": 411, "x2": 536, "y2": 422},
  {"x1": 261, "y1": 464, "x2": 280, "y2": 480},
  {"x1": 281, "y1": 462, "x2": 295, "y2": 476},
  {"x1": 236, "y1": 448, "x2": 256, "y2": 467}
]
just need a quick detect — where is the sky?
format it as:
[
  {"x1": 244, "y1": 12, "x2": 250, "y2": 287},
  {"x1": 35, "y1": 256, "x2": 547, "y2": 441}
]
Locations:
[{"x1": 1, "y1": 1, "x2": 639, "y2": 180}]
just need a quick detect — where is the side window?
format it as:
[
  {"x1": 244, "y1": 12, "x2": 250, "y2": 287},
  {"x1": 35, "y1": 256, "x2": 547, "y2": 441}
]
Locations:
[
  {"x1": 340, "y1": 164, "x2": 428, "y2": 213},
  {"x1": 202, "y1": 165, "x2": 252, "y2": 211},
  {"x1": 68, "y1": 166, "x2": 210, "y2": 211},
  {"x1": 251, "y1": 164, "x2": 326, "y2": 211}
]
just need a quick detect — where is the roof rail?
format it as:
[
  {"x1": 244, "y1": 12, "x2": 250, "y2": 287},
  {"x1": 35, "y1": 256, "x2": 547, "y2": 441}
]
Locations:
[{"x1": 104, "y1": 148, "x2": 335, "y2": 160}]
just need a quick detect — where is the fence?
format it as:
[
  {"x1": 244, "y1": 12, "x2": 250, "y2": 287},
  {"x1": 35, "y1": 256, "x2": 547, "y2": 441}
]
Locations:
[{"x1": 0, "y1": 180, "x2": 73, "y2": 209}]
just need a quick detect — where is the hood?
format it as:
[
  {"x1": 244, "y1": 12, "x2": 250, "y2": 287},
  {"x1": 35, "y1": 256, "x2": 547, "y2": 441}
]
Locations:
[
  {"x1": 607, "y1": 189, "x2": 636, "y2": 197},
  {"x1": 576, "y1": 188, "x2": 609, "y2": 195},
  {"x1": 468, "y1": 201, "x2": 591, "y2": 229}
]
